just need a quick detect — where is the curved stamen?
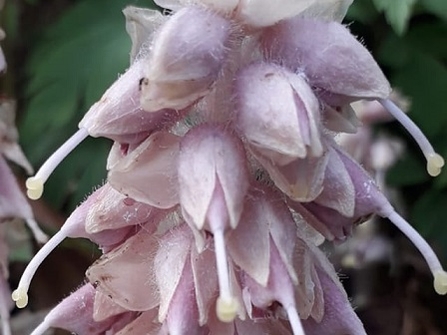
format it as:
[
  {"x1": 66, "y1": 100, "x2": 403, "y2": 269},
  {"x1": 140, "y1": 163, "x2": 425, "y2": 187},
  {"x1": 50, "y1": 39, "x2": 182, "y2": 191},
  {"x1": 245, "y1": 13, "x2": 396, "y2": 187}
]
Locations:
[
  {"x1": 379, "y1": 99, "x2": 444, "y2": 177},
  {"x1": 12, "y1": 230, "x2": 67, "y2": 308},
  {"x1": 386, "y1": 211, "x2": 447, "y2": 295},
  {"x1": 286, "y1": 305, "x2": 306, "y2": 335},
  {"x1": 26, "y1": 128, "x2": 89, "y2": 200}
]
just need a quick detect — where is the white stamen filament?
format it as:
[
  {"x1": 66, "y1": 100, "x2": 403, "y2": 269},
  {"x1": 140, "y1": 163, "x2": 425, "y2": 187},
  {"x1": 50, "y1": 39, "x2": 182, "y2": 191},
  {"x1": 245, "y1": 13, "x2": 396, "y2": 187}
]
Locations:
[
  {"x1": 386, "y1": 211, "x2": 447, "y2": 295},
  {"x1": 379, "y1": 99, "x2": 444, "y2": 177},
  {"x1": 26, "y1": 128, "x2": 89, "y2": 200},
  {"x1": 25, "y1": 218, "x2": 48, "y2": 244},
  {"x1": 12, "y1": 230, "x2": 67, "y2": 308},
  {"x1": 29, "y1": 319, "x2": 50, "y2": 335},
  {"x1": 286, "y1": 305, "x2": 305, "y2": 335},
  {"x1": 214, "y1": 229, "x2": 238, "y2": 322}
]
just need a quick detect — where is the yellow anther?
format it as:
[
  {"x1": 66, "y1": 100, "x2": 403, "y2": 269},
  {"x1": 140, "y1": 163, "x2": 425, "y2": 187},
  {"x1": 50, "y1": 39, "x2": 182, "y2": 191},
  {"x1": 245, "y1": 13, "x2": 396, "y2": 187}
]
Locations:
[
  {"x1": 25, "y1": 177, "x2": 44, "y2": 200},
  {"x1": 426, "y1": 153, "x2": 444, "y2": 177},
  {"x1": 216, "y1": 296, "x2": 238, "y2": 323},
  {"x1": 12, "y1": 287, "x2": 29, "y2": 308},
  {"x1": 434, "y1": 270, "x2": 447, "y2": 295}
]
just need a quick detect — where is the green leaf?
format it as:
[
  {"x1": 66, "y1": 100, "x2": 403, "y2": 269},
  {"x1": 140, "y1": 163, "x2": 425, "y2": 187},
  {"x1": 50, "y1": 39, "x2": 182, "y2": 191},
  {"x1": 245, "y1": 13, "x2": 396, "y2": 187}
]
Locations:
[
  {"x1": 372, "y1": 0, "x2": 389, "y2": 11},
  {"x1": 372, "y1": 0, "x2": 417, "y2": 35}
]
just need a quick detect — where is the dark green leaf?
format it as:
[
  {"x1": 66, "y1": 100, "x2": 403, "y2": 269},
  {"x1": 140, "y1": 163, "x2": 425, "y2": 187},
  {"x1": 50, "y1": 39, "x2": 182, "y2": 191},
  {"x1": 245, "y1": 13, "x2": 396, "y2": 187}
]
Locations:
[
  {"x1": 387, "y1": 151, "x2": 431, "y2": 187},
  {"x1": 411, "y1": 189, "x2": 447, "y2": 257},
  {"x1": 346, "y1": 0, "x2": 380, "y2": 24},
  {"x1": 405, "y1": 22, "x2": 447, "y2": 60},
  {"x1": 419, "y1": 0, "x2": 447, "y2": 21}
]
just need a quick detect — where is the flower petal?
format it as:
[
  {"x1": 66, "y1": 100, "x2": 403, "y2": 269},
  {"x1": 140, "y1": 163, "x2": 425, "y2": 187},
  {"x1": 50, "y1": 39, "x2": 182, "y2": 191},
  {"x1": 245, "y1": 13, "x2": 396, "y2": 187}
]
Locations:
[
  {"x1": 85, "y1": 183, "x2": 158, "y2": 233},
  {"x1": 123, "y1": 6, "x2": 165, "y2": 62},
  {"x1": 191, "y1": 243, "x2": 218, "y2": 325},
  {"x1": 238, "y1": 0, "x2": 317, "y2": 27},
  {"x1": 155, "y1": 225, "x2": 192, "y2": 321},
  {"x1": 141, "y1": 6, "x2": 231, "y2": 111},
  {"x1": 303, "y1": 267, "x2": 367, "y2": 335},
  {"x1": 86, "y1": 225, "x2": 160, "y2": 311},
  {"x1": 108, "y1": 131, "x2": 180, "y2": 209},
  {"x1": 178, "y1": 125, "x2": 248, "y2": 230},
  {"x1": 262, "y1": 18, "x2": 391, "y2": 101},
  {"x1": 93, "y1": 291, "x2": 129, "y2": 322},
  {"x1": 253, "y1": 150, "x2": 328, "y2": 202},
  {"x1": 79, "y1": 60, "x2": 182, "y2": 143},
  {"x1": 236, "y1": 62, "x2": 323, "y2": 165},
  {"x1": 314, "y1": 145, "x2": 356, "y2": 217}
]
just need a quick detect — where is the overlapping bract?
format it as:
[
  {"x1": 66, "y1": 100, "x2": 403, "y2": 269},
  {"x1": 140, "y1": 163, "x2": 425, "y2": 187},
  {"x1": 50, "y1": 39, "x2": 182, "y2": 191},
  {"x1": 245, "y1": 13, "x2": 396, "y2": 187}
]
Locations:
[{"x1": 16, "y1": 1, "x2": 447, "y2": 335}]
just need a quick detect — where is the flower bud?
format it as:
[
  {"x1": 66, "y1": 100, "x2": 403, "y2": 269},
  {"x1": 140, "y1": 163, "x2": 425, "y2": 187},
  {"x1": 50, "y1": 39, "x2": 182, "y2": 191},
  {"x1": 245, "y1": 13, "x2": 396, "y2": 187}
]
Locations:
[
  {"x1": 236, "y1": 62, "x2": 323, "y2": 165},
  {"x1": 141, "y1": 6, "x2": 231, "y2": 111}
]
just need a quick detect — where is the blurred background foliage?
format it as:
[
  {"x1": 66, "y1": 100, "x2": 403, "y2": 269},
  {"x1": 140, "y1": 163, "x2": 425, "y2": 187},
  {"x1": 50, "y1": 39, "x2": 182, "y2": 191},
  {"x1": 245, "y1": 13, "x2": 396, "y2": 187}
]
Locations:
[{"x1": 0, "y1": 0, "x2": 446, "y2": 331}]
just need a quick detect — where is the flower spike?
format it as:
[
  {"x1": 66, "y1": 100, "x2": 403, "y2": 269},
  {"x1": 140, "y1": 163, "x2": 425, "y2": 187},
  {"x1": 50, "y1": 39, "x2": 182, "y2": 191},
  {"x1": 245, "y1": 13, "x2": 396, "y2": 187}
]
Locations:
[
  {"x1": 25, "y1": 128, "x2": 89, "y2": 200},
  {"x1": 379, "y1": 98, "x2": 444, "y2": 176}
]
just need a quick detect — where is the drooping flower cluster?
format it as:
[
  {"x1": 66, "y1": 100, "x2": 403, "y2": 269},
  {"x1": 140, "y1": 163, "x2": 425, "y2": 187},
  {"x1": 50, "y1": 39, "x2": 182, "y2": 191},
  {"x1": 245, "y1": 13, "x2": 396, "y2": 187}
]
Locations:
[{"x1": 12, "y1": 0, "x2": 447, "y2": 334}]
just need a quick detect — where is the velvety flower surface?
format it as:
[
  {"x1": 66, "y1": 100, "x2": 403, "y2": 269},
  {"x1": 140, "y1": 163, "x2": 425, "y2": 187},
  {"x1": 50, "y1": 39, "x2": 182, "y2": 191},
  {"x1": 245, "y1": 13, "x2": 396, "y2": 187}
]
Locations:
[{"x1": 12, "y1": 1, "x2": 447, "y2": 335}]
